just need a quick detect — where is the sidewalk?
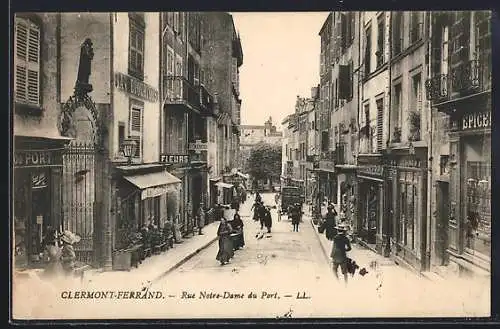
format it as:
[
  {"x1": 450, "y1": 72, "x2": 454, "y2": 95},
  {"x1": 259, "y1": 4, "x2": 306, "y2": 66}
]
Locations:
[
  {"x1": 308, "y1": 213, "x2": 420, "y2": 280},
  {"x1": 80, "y1": 222, "x2": 220, "y2": 288}
]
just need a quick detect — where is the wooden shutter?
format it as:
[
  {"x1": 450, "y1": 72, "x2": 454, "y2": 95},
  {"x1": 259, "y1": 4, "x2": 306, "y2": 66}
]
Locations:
[
  {"x1": 15, "y1": 17, "x2": 40, "y2": 105},
  {"x1": 341, "y1": 13, "x2": 347, "y2": 50},
  {"x1": 130, "y1": 106, "x2": 142, "y2": 158},
  {"x1": 338, "y1": 64, "x2": 351, "y2": 100},
  {"x1": 376, "y1": 99, "x2": 384, "y2": 151}
]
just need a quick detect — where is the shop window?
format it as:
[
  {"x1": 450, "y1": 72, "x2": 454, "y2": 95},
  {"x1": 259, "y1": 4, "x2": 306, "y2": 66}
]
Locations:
[
  {"x1": 143, "y1": 196, "x2": 161, "y2": 227},
  {"x1": 129, "y1": 15, "x2": 145, "y2": 80},
  {"x1": 14, "y1": 16, "x2": 40, "y2": 106},
  {"x1": 465, "y1": 161, "x2": 491, "y2": 258},
  {"x1": 399, "y1": 171, "x2": 420, "y2": 255}
]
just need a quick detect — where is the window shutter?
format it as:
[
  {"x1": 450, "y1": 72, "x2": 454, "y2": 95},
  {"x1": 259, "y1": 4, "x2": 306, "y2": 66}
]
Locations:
[
  {"x1": 341, "y1": 13, "x2": 347, "y2": 50},
  {"x1": 376, "y1": 100, "x2": 384, "y2": 151},
  {"x1": 15, "y1": 18, "x2": 40, "y2": 106},
  {"x1": 338, "y1": 64, "x2": 351, "y2": 100},
  {"x1": 131, "y1": 109, "x2": 141, "y2": 132}
]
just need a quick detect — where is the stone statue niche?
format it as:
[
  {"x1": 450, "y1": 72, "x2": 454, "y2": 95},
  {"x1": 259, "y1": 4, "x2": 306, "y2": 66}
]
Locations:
[{"x1": 74, "y1": 38, "x2": 94, "y2": 96}]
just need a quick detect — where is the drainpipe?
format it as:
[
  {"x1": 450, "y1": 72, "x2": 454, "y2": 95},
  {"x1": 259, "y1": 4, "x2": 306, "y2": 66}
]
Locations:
[
  {"x1": 383, "y1": 11, "x2": 393, "y2": 258},
  {"x1": 425, "y1": 12, "x2": 433, "y2": 271}
]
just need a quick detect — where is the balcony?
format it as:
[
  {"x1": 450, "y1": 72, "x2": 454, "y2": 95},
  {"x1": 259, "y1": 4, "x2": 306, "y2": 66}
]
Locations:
[
  {"x1": 163, "y1": 76, "x2": 200, "y2": 112},
  {"x1": 198, "y1": 84, "x2": 215, "y2": 117},
  {"x1": 451, "y1": 59, "x2": 481, "y2": 94},
  {"x1": 425, "y1": 74, "x2": 449, "y2": 102},
  {"x1": 426, "y1": 59, "x2": 491, "y2": 107}
]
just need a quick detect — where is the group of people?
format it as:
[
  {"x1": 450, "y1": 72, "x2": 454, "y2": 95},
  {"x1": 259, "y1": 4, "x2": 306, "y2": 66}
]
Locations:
[
  {"x1": 40, "y1": 227, "x2": 81, "y2": 278},
  {"x1": 215, "y1": 210, "x2": 245, "y2": 266},
  {"x1": 250, "y1": 192, "x2": 273, "y2": 233}
]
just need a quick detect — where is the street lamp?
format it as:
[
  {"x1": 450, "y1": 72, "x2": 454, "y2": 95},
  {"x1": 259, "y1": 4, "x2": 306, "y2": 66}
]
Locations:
[{"x1": 122, "y1": 138, "x2": 137, "y2": 165}]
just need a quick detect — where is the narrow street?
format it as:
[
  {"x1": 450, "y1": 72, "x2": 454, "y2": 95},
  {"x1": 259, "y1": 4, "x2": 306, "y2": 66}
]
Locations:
[{"x1": 16, "y1": 193, "x2": 487, "y2": 319}]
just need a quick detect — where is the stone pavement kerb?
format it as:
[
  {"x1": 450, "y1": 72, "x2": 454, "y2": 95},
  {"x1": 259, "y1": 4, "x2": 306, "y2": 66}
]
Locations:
[{"x1": 83, "y1": 221, "x2": 220, "y2": 286}]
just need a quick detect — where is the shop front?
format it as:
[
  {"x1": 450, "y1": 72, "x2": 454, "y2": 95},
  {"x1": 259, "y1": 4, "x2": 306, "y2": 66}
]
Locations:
[
  {"x1": 316, "y1": 159, "x2": 337, "y2": 206},
  {"x1": 334, "y1": 165, "x2": 358, "y2": 231},
  {"x1": 387, "y1": 148, "x2": 429, "y2": 271},
  {"x1": 356, "y1": 155, "x2": 385, "y2": 252},
  {"x1": 446, "y1": 107, "x2": 491, "y2": 277},
  {"x1": 13, "y1": 135, "x2": 72, "y2": 270},
  {"x1": 113, "y1": 164, "x2": 181, "y2": 266}
]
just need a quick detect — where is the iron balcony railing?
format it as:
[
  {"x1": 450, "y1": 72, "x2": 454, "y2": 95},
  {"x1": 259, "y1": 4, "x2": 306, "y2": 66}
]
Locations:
[
  {"x1": 451, "y1": 59, "x2": 481, "y2": 93},
  {"x1": 163, "y1": 76, "x2": 200, "y2": 111},
  {"x1": 425, "y1": 74, "x2": 449, "y2": 102},
  {"x1": 426, "y1": 59, "x2": 489, "y2": 104}
]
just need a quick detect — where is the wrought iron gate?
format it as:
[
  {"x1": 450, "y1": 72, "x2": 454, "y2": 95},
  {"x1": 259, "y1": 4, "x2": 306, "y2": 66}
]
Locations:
[{"x1": 62, "y1": 141, "x2": 104, "y2": 265}]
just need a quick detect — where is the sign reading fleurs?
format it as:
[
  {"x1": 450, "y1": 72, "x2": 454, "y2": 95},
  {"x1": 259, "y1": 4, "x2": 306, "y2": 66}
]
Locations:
[{"x1": 160, "y1": 154, "x2": 190, "y2": 164}]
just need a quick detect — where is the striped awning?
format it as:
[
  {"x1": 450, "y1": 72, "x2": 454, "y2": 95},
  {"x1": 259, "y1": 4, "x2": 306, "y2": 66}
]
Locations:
[{"x1": 216, "y1": 112, "x2": 230, "y2": 125}]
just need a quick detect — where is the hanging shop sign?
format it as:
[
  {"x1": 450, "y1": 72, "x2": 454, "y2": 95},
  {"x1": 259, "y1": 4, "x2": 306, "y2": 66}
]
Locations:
[
  {"x1": 14, "y1": 150, "x2": 63, "y2": 168},
  {"x1": 160, "y1": 154, "x2": 190, "y2": 164},
  {"x1": 141, "y1": 184, "x2": 178, "y2": 200},
  {"x1": 319, "y1": 160, "x2": 336, "y2": 172},
  {"x1": 114, "y1": 72, "x2": 159, "y2": 103},
  {"x1": 357, "y1": 165, "x2": 384, "y2": 178},
  {"x1": 188, "y1": 140, "x2": 208, "y2": 153}
]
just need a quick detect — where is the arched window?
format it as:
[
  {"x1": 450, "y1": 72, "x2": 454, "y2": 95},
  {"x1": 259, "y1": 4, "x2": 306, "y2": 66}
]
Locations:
[{"x1": 14, "y1": 16, "x2": 41, "y2": 106}]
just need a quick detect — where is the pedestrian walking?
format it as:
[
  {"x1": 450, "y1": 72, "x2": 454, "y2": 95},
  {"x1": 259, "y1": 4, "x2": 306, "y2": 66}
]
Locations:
[
  {"x1": 251, "y1": 200, "x2": 261, "y2": 222},
  {"x1": 258, "y1": 203, "x2": 267, "y2": 230},
  {"x1": 230, "y1": 210, "x2": 245, "y2": 250},
  {"x1": 291, "y1": 203, "x2": 301, "y2": 232},
  {"x1": 255, "y1": 191, "x2": 262, "y2": 203},
  {"x1": 216, "y1": 218, "x2": 234, "y2": 266},
  {"x1": 197, "y1": 203, "x2": 205, "y2": 235},
  {"x1": 263, "y1": 206, "x2": 273, "y2": 233},
  {"x1": 330, "y1": 223, "x2": 352, "y2": 284},
  {"x1": 320, "y1": 204, "x2": 338, "y2": 241}
]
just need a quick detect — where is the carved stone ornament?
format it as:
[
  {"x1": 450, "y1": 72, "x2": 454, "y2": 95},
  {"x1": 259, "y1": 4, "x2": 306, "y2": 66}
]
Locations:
[{"x1": 58, "y1": 38, "x2": 100, "y2": 144}]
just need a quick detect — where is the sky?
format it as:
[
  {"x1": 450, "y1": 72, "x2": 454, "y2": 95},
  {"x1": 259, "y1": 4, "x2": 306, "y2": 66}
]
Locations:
[{"x1": 231, "y1": 12, "x2": 329, "y2": 130}]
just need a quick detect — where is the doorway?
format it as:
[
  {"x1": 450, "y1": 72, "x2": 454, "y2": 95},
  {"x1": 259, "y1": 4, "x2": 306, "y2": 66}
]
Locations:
[
  {"x1": 29, "y1": 180, "x2": 50, "y2": 267},
  {"x1": 436, "y1": 181, "x2": 450, "y2": 266}
]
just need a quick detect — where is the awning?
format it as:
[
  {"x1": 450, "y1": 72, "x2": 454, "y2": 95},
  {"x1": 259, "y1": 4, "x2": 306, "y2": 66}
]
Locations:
[
  {"x1": 236, "y1": 171, "x2": 249, "y2": 180},
  {"x1": 124, "y1": 171, "x2": 181, "y2": 200},
  {"x1": 215, "y1": 182, "x2": 233, "y2": 189}
]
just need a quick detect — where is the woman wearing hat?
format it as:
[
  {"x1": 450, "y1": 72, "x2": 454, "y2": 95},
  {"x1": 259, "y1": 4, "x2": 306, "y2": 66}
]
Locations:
[
  {"x1": 60, "y1": 230, "x2": 80, "y2": 276},
  {"x1": 330, "y1": 223, "x2": 352, "y2": 284}
]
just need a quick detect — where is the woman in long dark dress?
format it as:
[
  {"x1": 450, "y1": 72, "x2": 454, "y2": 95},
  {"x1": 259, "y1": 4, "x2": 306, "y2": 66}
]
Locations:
[
  {"x1": 216, "y1": 218, "x2": 234, "y2": 265},
  {"x1": 230, "y1": 211, "x2": 245, "y2": 250},
  {"x1": 263, "y1": 206, "x2": 273, "y2": 233}
]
